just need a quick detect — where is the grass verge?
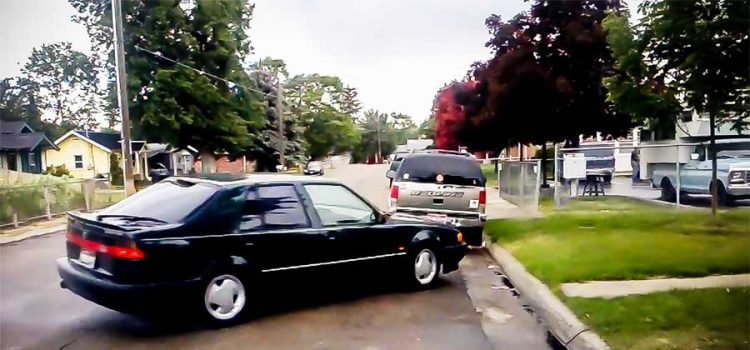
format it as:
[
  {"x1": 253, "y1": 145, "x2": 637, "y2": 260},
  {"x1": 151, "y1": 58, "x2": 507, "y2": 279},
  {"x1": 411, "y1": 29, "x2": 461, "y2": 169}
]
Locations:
[
  {"x1": 485, "y1": 197, "x2": 750, "y2": 286},
  {"x1": 566, "y1": 288, "x2": 750, "y2": 350},
  {"x1": 481, "y1": 163, "x2": 498, "y2": 187}
]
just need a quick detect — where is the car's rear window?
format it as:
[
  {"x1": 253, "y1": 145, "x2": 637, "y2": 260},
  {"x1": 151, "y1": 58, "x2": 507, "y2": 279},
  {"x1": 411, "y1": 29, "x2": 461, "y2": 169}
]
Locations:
[
  {"x1": 98, "y1": 180, "x2": 218, "y2": 223},
  {"x1": 396, "y1": 155, "x2": 483, "y2": 186}
]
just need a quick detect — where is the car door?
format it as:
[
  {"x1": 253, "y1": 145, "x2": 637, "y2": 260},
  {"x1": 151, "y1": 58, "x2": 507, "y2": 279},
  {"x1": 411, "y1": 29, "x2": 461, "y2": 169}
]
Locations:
[
  {"x1": 236, "y1": 184, "x2": 330, "y2": 272},
  {"x1": 301, "y1": 184, "x2": 405, "y2": 263},
  {"x1": 681, "y1": 145, "x2": 708, "y2": 193}
]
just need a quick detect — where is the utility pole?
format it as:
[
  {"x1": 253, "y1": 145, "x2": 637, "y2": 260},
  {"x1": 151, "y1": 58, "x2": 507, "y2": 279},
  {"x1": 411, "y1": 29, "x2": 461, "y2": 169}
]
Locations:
[
  {"x1": 376, "y1": 114, "x2": 382, "y2": 163},
  {"x1": 112, "y1": 0, "x2": 135, "y2": 195},
  {"x1": 276, "y1": 80, "x2": 285, "y2": 170}
]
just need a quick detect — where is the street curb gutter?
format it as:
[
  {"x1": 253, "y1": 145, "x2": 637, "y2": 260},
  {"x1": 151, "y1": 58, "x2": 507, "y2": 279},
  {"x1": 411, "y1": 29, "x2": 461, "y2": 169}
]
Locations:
[
  {"x1": 487, "y1": 244, "x2": 610, "y2": 350},
  {"x1": 0, "y1": 225, "x2": 65, "y2": 245}
]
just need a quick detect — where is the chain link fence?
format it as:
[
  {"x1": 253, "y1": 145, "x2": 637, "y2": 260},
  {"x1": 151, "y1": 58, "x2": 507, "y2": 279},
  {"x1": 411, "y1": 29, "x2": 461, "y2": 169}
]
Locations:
[
  {"x1": 498, "y1": 159, "x2": 542, "y2": 209},
  {"x1": 0, "y1": 179, "x2": 125, "y2": 229},
  {"x1": 550, "y1": 141, "x2": 750, "y2": 208}
]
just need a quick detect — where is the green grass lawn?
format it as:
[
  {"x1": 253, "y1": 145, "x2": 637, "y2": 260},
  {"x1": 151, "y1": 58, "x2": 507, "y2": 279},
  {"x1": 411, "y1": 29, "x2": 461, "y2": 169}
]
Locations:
[
  {"x1": 486, "y1": 197, "x2": 750, "y2": 349},
  {"x1": 485, "y1": 197, "x2": 750, "y2": 286},
  {"x1": 566, "y1": 288, "x2": 750, "y2": 350}
]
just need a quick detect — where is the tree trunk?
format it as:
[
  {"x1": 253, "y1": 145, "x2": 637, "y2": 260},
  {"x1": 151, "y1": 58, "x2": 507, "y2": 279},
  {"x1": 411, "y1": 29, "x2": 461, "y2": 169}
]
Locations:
[
  {"x1": 541, "y1": 142, "x2": 549, "y2": 187},
  {"x1": 201, "y1": 150, "x2": 217, "y2": 174},
  {"x1": 709, "y1": 111, "x2": 718, "y2": 218}
]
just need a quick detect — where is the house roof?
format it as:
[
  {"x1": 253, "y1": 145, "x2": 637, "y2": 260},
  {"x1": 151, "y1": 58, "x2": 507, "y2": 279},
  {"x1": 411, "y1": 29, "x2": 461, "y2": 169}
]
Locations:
[
  {"x1": 0, "y1": 120, "x2": 31, "y2": 134},
  {"x1": 54, "y1": 130, "x2": 145, "y2": 153},
  {"x1": 0, "y1": 132, "x2": 58, "y2": 151}
]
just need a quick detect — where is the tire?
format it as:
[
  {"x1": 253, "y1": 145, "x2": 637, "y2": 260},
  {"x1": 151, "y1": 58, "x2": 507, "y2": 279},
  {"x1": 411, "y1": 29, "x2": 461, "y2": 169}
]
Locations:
[
  {"x1": 660, "y1": 179, "x2": 676, "y2": 202},
  {"x1": 201, "y1": 272, "x2": 249, "y2": 325},
  {"x1": 603, "y1": 175, "x2": 612, "y2": 184},
  {"x1": 407, "y1": 246, "x2": 440, "y2": 288},
  {"x1": 712, "y1": 181, "x2": 735, "y2": 207}
]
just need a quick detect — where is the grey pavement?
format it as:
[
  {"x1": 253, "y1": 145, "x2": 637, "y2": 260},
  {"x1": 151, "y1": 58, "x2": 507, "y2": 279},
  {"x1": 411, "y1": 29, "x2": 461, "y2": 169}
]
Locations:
[
  {"x1": 561, "y1": 273, "x2": 750, "y2": 299},
  {"x1": 0, "y1": 163, "x2": 553, "y2": 350}
]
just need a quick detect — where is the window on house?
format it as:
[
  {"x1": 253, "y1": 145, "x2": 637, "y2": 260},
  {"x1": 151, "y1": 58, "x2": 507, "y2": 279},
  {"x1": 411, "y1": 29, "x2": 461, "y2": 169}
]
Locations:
[
  {"x1": 28, "y1": 152, "x2": 36, "y2": 168},
  {"x1": 74, "y1": 155, "x2": 83, "y2": 169}
]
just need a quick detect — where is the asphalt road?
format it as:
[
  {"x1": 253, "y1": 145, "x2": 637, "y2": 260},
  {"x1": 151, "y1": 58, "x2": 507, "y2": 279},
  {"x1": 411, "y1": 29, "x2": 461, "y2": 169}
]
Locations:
[{"x1": 0, "y1": 164, "x2": 553, "y2": 350}]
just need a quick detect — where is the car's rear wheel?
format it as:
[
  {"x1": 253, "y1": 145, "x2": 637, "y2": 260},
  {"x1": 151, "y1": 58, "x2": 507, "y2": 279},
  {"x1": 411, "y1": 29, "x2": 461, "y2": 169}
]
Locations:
[
  {"x1": 203, "y1": 273, "x2": 247, "y2": 324},
  {"x1": 409, "y1": 247, "x2": 439, "y2": 288}
]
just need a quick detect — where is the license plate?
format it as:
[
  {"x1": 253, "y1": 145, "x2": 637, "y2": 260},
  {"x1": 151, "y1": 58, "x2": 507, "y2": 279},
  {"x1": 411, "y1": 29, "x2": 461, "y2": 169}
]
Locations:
[
  {"x1": 426, "y1": 213, "x2": 449, "y2": 224},
  {"x1": 78, "y1": 249, "x2": 96, "y2": 268}
]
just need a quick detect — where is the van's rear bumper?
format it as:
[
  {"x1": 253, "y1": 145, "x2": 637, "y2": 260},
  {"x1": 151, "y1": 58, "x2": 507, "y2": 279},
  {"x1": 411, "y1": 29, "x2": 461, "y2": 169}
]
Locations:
[{"x1": 57, "y1": 258, "x2": 200, "y2": 314}]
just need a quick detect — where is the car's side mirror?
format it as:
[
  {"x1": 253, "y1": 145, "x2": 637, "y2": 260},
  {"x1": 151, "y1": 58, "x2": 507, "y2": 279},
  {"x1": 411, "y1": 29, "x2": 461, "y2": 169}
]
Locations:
[
  {"x1": 690, "y1": 153, "x2": 700, "y2": 161},
  {"x1": 375, "y1": 211, "x2": 388, "y2": 224},
  {"x1": 386, "y1": 170, "x2": 396, "y2": 179}
]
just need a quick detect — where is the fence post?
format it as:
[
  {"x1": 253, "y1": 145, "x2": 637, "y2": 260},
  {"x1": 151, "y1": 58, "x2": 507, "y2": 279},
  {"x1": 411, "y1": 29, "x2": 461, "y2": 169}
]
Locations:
[
  {"x1": 82, "y1": 181, "x2": 91, "y2": 212},
  {"x1": 675, "y1": 145, "x2": 681, "y2": 208},
  {"x1": 554, "y1": 144, "x2": 559, "y2": 207},
  {"x1": 43, "y1": 186, "x2": 52, "y2": 220},
  {"x1": 12, "y1": 212, "x2": 18, "y2": 228},
  {"x1": 520, "y1": 162, "x2": 526, "y2": 207},
  {"x1": 535, "y1": 160, "x2": 541, "y2": 208}
]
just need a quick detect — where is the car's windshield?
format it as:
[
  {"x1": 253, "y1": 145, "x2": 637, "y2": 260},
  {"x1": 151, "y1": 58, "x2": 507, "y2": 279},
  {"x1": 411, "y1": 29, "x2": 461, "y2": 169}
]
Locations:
[
  {"x1": 396, "y1": 155, "x2": 483, "y2": 186},
  {"x1": 307, "y1": 161, "x2": 322, "y2": 168},
  {"x1": 98, "y1": 181, "x2": 217, "y2": 223}
]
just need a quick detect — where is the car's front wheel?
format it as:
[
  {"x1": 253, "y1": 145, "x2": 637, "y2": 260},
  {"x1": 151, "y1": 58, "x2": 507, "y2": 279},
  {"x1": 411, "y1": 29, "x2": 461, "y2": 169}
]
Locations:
[
  {"x1": 202, "y1": 273, "x2": 248, "y2": 325},
  {"x1": 409, "y1": 247, "x2": 440, "y2": 288}
]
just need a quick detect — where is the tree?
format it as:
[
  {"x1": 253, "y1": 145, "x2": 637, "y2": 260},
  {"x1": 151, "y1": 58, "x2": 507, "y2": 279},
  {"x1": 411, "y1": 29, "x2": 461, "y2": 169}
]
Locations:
[
  {"x1": 0, "y1": 77, "x2": 72, "y2": 139},
  {"x1": 70, "y1": 0, "x2": 266, "y2": 173},
  {"x1": 20, "y1": 42, "x2": 101, "y2": 130},
  {"x1": 637, "y1": 0, "x2": 749, "y2": 214},
  {"x1": 457, "y1": 0, "x2": 631, "y2": 151},
  {"x1": 390, "y1": 112, "x2": 418, "y2": 146},
  {"x1": 353, "y1": 109, "x2": 396, "y2": 163},
  {"x1": 286, "y1": 74, "x2": 362, "y2": 160},
  {"x1": 602, "y1": 13, "x2": 681, "y2": 138}
]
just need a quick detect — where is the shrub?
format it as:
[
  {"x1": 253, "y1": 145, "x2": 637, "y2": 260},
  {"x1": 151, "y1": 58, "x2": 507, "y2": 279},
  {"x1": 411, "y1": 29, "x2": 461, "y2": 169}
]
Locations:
[
  {"x1": 42, "y1": 164, "x2": 70, "y2": 177},
  {"x1": 110, "y1": 153, "x2": 123, "y2": 185}
]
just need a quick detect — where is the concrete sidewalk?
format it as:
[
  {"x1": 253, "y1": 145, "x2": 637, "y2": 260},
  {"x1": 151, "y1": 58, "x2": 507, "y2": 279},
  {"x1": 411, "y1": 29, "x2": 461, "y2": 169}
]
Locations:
[
  {"x1": 485, "y1": 187, "x2": 542, "y2": 220},
  {"x1": 561, "y1": 273, "x2": 750, "y2": 299},
  {"x1": 0, "y1": 217, "x2": 66, "y2": 245}
]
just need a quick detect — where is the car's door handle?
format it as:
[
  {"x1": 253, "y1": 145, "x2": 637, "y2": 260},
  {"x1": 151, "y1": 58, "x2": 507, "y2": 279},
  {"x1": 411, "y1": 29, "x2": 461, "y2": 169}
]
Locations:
[{"x1": 328, "y1": 236, "x2": 336, "y2": 240}]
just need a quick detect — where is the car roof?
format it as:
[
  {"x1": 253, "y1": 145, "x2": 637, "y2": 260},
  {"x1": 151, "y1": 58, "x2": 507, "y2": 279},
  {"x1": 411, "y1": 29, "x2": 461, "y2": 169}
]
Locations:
[
  {"x1": 402, "y1": 152, "x2": 476, "y2": 161},
  {"x1": 165, "y1": 173, "x2": 340, "y2": 187}
]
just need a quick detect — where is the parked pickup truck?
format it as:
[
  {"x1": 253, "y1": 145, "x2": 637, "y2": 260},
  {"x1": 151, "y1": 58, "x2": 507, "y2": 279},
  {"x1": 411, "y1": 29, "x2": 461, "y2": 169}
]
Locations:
[{"x1": 652, "y1": 139, "x2": 750, "y2": 205}]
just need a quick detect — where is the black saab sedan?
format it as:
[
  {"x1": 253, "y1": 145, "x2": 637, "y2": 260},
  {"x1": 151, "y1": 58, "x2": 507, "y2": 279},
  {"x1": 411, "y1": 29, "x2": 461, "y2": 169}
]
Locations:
[{"x1": 57, "y1": 175, "x2": 467, "y2": 324}]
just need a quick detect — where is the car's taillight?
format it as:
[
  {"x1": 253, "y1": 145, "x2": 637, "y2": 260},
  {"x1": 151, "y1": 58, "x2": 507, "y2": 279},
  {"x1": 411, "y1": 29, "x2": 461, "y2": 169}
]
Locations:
[
  {"x1": 389, "y1": 185, "x2": 399, "y2": 212},
  {"x1": 66, "y1": 231, "x2": 145, "y2": 260},
  {"x1": 479, "y1": 189, "x2": 486, "y2": 213}
]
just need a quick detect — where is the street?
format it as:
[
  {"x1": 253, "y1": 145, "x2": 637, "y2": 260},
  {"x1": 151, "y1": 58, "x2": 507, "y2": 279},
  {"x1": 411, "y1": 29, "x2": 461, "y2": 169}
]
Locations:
[{"x1": 0, "y1": 164, "x2": 553, "y2": 350}]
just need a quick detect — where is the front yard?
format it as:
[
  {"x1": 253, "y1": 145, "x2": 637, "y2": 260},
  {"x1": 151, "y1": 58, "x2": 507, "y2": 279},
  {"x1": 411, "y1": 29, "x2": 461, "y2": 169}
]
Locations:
[{"x1": 485, "y1": 197, "x2": 750, "y2": 349}]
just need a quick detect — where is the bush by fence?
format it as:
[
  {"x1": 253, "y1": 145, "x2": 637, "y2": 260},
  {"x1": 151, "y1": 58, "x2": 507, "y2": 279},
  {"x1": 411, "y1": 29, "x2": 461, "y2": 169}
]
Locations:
[{"x1": 0, "y1": 179, "x2": 125, "y2": 228}]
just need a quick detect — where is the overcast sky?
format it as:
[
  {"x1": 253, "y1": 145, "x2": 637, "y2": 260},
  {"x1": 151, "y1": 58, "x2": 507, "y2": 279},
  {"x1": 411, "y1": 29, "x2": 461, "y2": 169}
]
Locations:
[{"x1": 0, "y1": 0, "x2": 642, "y2": 123}]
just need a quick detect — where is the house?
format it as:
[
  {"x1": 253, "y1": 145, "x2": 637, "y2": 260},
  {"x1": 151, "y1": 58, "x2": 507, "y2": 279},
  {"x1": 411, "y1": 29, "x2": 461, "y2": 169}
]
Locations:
[
  {"x1": 0, "y1": 120, "x2": 58, "y2": 174},
  {"x1": 43, "y1": 130, "x2": 145, "y2": 179},
  {"x1": 139, "y1": 143, "x2": 197, "y2": 180},
  {"x1": 194, "y1": 152, "x2": 254, "y2": 173}
]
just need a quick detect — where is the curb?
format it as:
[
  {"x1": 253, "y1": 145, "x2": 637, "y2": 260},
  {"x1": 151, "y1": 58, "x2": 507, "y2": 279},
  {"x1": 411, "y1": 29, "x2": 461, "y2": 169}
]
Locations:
[
  {"x1": 487, "y1": 244, "x2": 610, "y2": 350},
  {"x1": 0, "y1": 225, "x2": 65, "y2": 245}
]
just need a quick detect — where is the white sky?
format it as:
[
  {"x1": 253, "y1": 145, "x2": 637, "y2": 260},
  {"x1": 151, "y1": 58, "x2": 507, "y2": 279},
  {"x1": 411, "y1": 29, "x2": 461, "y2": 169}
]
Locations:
[{"x1": 0, "y1": 0, "x2": 642, "y2": 123}]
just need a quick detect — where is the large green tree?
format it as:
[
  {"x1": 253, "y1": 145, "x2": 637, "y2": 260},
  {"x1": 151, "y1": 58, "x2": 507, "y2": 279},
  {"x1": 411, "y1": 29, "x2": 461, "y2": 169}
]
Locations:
[
  {"x1": 637, "y1": 0, "x2": 749, "y2": 214},
  {"x1": 20, "y1": 42, "x2": 101, "y2": 130},
  {"x1": 69, "y1": 0, "x2": 265, "y2": 173},
  {"x1": 286, "y1": 74, "x2": 361, "y2": 159}
]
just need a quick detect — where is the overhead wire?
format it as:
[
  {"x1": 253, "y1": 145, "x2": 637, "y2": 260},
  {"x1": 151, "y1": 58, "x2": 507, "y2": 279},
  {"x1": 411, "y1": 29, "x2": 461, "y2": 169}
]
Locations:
[{"x1": 134, "y1": 45, "x2": 286, "y2": 103}]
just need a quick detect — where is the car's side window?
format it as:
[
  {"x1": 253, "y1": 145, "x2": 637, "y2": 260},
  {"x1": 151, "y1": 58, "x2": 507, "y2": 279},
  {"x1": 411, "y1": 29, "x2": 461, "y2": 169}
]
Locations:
[
  {"x1": 241, "y1": 185, "x2": 310, "y2": 231},
  {"x1": 303, "y1": 184, "x2": 376, "y2": 226}
]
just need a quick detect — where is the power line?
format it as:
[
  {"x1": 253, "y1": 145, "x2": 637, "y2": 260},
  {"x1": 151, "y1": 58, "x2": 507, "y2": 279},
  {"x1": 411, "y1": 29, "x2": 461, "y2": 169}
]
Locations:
[{"x1": 134, "y1": 45, "x2": 285, "y2": 101}]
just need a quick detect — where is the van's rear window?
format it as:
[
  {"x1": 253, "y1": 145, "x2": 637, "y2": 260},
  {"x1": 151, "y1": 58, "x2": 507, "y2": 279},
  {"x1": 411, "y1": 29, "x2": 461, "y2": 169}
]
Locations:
[{"x1": 396, "y1": 155, "x2": 483, "y2": 186}]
